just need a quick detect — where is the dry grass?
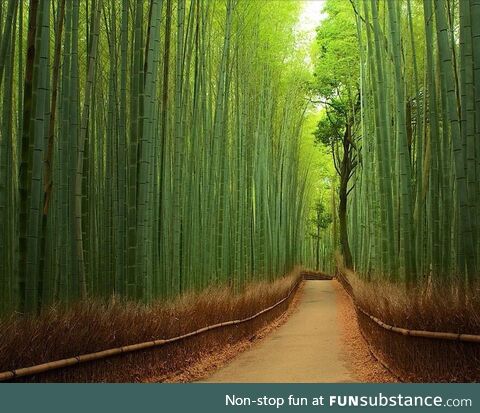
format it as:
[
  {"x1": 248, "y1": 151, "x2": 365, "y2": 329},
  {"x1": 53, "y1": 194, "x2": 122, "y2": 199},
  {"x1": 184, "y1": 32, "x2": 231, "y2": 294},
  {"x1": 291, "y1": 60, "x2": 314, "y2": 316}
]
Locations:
[
  {"x1": 336, "y1": 262, "x2": 480, "y2": 382},
  {"x1": 0, "y1": 268, "x2": 302, "y2": 382},
  {"x1": 333, "y1": 281, "x2": 397, "y2": 383},
  {"x1": 156, "y1": 283, "x2": 305, "y2": 383}
]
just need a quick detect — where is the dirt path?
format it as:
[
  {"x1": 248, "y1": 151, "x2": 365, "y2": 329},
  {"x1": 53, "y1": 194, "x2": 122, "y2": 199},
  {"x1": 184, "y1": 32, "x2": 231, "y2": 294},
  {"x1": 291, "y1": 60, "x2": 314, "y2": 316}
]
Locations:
[{"x1": 202, "y1": 280, "x2": 357, "y2": 383}]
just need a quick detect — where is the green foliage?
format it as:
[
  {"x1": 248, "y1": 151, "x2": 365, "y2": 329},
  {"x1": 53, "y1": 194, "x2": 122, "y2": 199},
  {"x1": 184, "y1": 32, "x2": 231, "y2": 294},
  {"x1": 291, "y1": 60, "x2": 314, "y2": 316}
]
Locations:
[
  {"x1": 310, "y1": 201, "x2": 332, "y2": 236},
  {"x1": 313, "y1": 110, "x2": 344, "y2": 148},
  {"x1": 312, "y1": 0, "x2": 359, "y2": 101},
  {"x1": 299, "y1": 108, "x2": 336, "y2": 273}
]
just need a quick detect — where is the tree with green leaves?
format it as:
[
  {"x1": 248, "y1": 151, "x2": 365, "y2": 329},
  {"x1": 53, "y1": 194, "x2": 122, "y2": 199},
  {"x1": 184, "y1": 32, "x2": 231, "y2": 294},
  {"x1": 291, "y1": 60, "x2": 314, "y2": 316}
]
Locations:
[{"x1": 311, "y1": 0, "x2": 361, "y2": 268}]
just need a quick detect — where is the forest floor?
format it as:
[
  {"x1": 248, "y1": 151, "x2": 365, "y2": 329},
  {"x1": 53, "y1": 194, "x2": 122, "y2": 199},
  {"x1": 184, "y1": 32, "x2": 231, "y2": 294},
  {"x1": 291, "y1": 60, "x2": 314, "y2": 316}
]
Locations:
[{"x1": 193, "y1": 280, "x2": 396, "y2": 383}]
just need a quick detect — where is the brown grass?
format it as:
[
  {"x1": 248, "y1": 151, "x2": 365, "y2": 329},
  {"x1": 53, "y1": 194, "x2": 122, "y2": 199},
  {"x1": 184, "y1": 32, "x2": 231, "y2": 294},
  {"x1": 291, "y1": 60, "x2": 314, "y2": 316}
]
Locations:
[
  {"x1": 0, "y1": 268, "x2": 302, "y2": 382},
  {"x1": 333, "y1": 281, "x2": 397, "y2": 383},
  {"x1": 156, "y1": 282, "x2": 305, "y2": 383},
  {"x1": 336, "y1": 262, "x2": 480, "y2": 382}
]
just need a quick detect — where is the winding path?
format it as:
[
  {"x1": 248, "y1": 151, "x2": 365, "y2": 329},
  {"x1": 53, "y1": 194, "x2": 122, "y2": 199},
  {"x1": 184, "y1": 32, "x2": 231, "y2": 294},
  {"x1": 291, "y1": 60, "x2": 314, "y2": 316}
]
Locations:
[{"x1": 203, "y1": 281, "x2": 357, "y2": 383}]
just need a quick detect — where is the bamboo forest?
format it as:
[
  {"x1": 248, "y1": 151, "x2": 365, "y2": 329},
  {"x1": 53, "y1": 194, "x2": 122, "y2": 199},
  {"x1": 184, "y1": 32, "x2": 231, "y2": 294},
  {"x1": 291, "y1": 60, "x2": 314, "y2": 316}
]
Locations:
[{"x1": 0, "y1": 0, "x2": 480, "y2": 383}]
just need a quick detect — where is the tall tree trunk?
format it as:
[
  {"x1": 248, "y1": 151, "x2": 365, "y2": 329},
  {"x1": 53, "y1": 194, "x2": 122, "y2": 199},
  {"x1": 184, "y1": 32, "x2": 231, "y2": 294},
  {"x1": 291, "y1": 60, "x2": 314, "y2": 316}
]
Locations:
[{"x1": 339, "y1": 123, "x2": 353, "y2": 268}]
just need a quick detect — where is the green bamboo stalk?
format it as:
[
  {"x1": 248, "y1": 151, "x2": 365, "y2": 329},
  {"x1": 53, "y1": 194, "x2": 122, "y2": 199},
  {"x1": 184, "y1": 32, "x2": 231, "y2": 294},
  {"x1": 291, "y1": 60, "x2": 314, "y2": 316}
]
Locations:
[
  {"x1": 74, "y1": 0, "x2": 103, "y2": 299},
  {"x1": 386, "y1": 0, "x2": 416, "y2": 282}
]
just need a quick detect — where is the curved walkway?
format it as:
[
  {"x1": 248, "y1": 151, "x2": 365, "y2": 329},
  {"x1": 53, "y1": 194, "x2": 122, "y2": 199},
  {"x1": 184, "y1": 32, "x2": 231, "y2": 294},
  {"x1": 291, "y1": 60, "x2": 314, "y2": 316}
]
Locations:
[{"x1": 203, "y1": 280, "x2": 357, "y2": 383}]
